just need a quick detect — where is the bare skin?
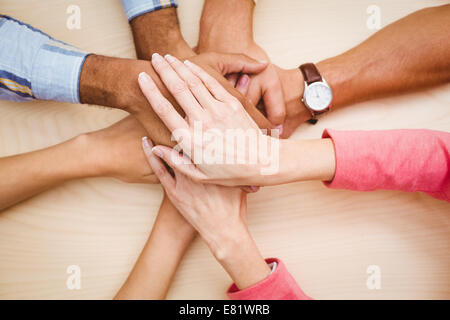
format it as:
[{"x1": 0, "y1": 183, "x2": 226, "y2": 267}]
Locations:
[
  {"x1": 254, "y1": 5, "x2": 450, "y2": 137},
  {"x1": 197, "y1": 0, "x2": 287, "y2": 127},
  {"x1": 114, "y1": 195, "x2": 196, "y2": 300},
  {"x1": 0, "y1": 116, "x2": 152, "y2": 212},
  {"x1": 198, "y1": 3, "x2": 450, "y2": 138}
]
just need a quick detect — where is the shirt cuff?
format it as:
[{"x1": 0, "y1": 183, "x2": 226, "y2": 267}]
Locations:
[
  {"x1": 31, "y1": 40, "x2": 88, "y2": 104},
  {"x1": 121, "y1": 0, "x2": 178, "y2": 21},
  {"x1": 226, "y1": 258, "x2": 312, "y2": 300}
]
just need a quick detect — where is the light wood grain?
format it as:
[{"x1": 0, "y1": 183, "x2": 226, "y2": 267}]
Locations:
[{"x1": 0, "y1": 0, "x2": 449, "y2": 300}]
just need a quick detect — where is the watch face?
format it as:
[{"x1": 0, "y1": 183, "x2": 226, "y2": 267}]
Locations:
[{"x1": 304, "y1": 82, "x2": 332, "y2": 112}]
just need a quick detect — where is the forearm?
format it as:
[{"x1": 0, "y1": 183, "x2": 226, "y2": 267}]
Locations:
[
  {"x1": 0, "y1": 135, "x2": 94, "y2": 211},
  {"x1": 130, "y1": 8, "x2": 195, "y2": 60},
  {"x1": 198, "y1": 0, "x2": 255, "y2": 53},
  {"x1": 79, "y1": 55, "x2": 183, "y2": 146},
  {"x1": 279, "y1": 138, "x2": 336, "y2": 184},
  {"x1": 273, "y1": 129, "x2": 450, "y2": 202},
  {"x1": 114, "y1": 195, "x2": 196, "y2": 299},
  {"x1": 252, "y1": 138, "x2": 336, "y2": 186},
  {"x1": 0, "y1": 15, "x2": 87, "y2": 103},
  {"x1": 323, "y1": 129, "x2": 450, "y2": 202},
  {"x1": 318, "y1": 5, "x2": 450, "y2": 109}
]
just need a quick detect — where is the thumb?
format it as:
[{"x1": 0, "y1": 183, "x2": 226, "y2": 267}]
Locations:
[{"x1": 215, "y1": 53, "x2": 268, "y2": 76}]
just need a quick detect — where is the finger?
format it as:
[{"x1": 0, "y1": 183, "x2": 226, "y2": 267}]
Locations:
[
  {"x1": 184, "y1": 59, "x2": 235, "y2": 103},
  {"x1": 239, "y1": 192, "x2": 248, "y2": 220},
  {"x1": 235, "y1": 74, "x2": 250, "y2": 96},
  {"x1": 151, "y1": 145, "x2": 206, "y2": 182},
  {"x1": 241, "y1": 185, "x2": 260, "y2": 193},
  {"x1": 138, "y1": 72, "x2": 188, "y2": 133},
  {"x1": 164, "y1": 54, "x2": 217, "y2": 109},
  {"x1": 262, "y1": 79, "x2": 286, "y2": 126},
  {"x1": 142, "y1": 137, "x2": 176, "y2": 191},
  {"x1": 151, "y1": 53, "x2": 203, "y2": 121},
  {"x1": 226, "y1": 73, "x2": 239, "y2": 87},
  {"x1": 246, "y1": 78, "x2": 263, "y2": 108},
  {"x1": 215, "y1": 53, "x2": 268, "y2": 75}
]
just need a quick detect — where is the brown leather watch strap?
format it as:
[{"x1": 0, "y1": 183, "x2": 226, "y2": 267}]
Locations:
[{"x1": 299, "y1": 63, "x2": 322, "y2": 85}]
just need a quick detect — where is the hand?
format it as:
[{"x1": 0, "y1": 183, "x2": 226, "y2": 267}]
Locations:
[
  {"x1": 85, "y1": 116, "x2": 157, "y2": 184},
  {"x1": 143, "y1": 136, "x2": 246, "y2": 248},
  {"x1": 236, "y1": 64, "x2": 286, "y2": 129},
  {"x1": 138, "y1": 54, "x2": 280, "y2": 187},
  {"x1": 196, "y1": 0, "x2": 287, "y2": 129},
  {"x1": 199, "y1": 40, "x2": 269, "y2": 87},
  {"x1": 188, "y1": 52, "x2": 275, "y2": 131},
  {"x1": 199, "y1": 38, "x2": 286, "y2": 128},
  {"x1": 244, "y1": 65, "x2": 310, "y2": 138},
  {"x1": 142, "y1": 137, "x2": 271, "y2": 289}
]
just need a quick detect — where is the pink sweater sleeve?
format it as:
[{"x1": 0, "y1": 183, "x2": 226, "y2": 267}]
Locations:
[
  {"x1": 226, "y1": 258, "x2": 312, "y2": 300},
  {"x1": 323, "y1": 129, "x2": 450, "y2": 202}
]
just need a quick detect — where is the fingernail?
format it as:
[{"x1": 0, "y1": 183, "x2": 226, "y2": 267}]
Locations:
[
  {"x1": 165, "y1": 54, "x2": 176, "y2": 63},
  {"x1": 275, "y1": 125, "x2": 283, "y2": 135},
  {"x1": 152, "y1": 147, "x2": 163, "y2": 158},
  {"x1": 237, "y1": 74, "x2": 249, "y2": 87},
  {"x1": 184, "y1": 60, "x2": 194, "y2": 68},
  {"x1": 152, "y1": 53, "x2": 163, "y2": 62},
  {"x1": 258, "y1": 60, "x2": 268, "y2": 64},
  {"x1": 138, "y1": 72, "x2": 150, "y2": 83},
  {"x1": 142, "y1": 136, "x2": 153, "y2": 149},
  {"x1": 250, "y1": 185, "x2": 259, "y2": 192}
]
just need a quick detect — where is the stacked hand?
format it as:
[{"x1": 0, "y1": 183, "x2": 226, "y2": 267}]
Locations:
[
  {"x1": 196, "y1": 1, "x2": 310, "y2": 138},
  {"x1": 138, "y1": 54, "x2": 280, "y2": 187},
  {"x1": 83, "y1": 116, "x2": 156, "y2": 184}
]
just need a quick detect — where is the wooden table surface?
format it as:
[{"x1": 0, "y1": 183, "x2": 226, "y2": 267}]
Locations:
[{"x1": 0, "y1": 0, "x2": 449, "y2": 300}]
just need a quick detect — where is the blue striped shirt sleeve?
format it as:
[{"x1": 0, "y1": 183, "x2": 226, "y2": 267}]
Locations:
[
  {"x1": 0, "y1": 15, "x2": 88, "y2": 103},
  {"x1": 121, "y1": 0, "x2": 178, "y2": 21}
]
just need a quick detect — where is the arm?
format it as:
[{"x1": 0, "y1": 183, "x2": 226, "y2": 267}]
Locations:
[
  {"x1": 138, "y1": 53, "x2": 450, "y2": 202},
  {"x1": 197, "y1": 0, "x2": 257, "y2": 57},
  {"x1": 0, "y1": 116, "x2": 155, "y2": 211},
  {"x1": 321, "y1": 129, "x2": 450, "y2": 202},
  {"x1": 120, "y1": 1, "x2": 273, "y2": 135},
  {"x1": 0, "y1": 135, "x2": 92, "y2": 211},
  {"x1": 128, "y1": 6, "x2": 195, "y2": 60},
  {"x1": 261, "y1": 5, "x2": 450, "y2": 137},
  {"x1": 114, "y1": 195, "x2": 196, "y2": 300},
  {"x1": 0, "y1": 14, "x2": 271, "y2": 147},
  {"x1": 227, "y1": 258, "x2": 311, "y2": 300},
  {"x1": 113, "y1": 3, "x2": 196, "y2": 300},
  {"x1": 142, "y1": 138, "x2": 272, "y2": 292},
  {"x1": 197, "y1": 0, "x2": 286, "y2": 127},
  {"x1": 143, "y1": 136, "x2": 310, "y2": 299},
  {"x1": 79, "y1": 53, "x2": 271, "y2": 146}
]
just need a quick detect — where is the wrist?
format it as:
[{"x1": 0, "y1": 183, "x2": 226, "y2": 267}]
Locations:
[
  {"x1": 80, "y1": 55, "x2": 138, "y2": 111},
  {"x1": 130, "y1": 8, "x2": 195, "y2": 60},
  {"x1": 157, "y1": 195, "x2": 197, "y2": 244},
  {"x1": 206, "y1": 219, "x2": 248, "y2": 260},
  {"x1": 208, "y1": 220, "x2": 270, "y2": 289},
  {"x1": 284, "y1": 68, "x2": 304, "y2": 105},
  {"x1": 279, "y1": 67, "x2": 310, "y2": 122},
  {"x1": 317, "y1": 55, "x2": 354, "y2": 109},
  {"x1": 198, "y1": 0, "x2": 255, "y2": 53},
  {"x1": 80, "y1": 55, "x2": 154, "y2": 113},
  {"x1": 278, "y1": 138, "x2": 336, "y2": 184},
  {"x1": 65, "y1": 133, "x2": 102, "y2": 179}
]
